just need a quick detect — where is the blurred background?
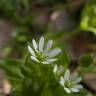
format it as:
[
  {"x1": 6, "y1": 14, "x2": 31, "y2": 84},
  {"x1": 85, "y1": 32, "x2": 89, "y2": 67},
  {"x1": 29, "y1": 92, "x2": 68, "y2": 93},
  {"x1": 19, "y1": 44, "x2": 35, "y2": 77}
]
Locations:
[{"x1": 0, "y1": 0, "x2": 96, "y2": 96}]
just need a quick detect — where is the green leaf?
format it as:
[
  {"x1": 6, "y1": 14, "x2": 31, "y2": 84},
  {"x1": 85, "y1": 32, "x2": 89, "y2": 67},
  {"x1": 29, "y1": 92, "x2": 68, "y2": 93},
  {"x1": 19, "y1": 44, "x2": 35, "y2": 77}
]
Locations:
[
  {"x1": 80, "y1": 0, "x2": 96, "y2": 35},
  {"x1": 56, "y1": 52, "x2": 70, "y2": 68},
  {"x1": 79, "y1": 53, "x2": 93, "y2": 67},
  {"x1": 0, "y1": 59, "x2": 24, "y2": 79},
  {"x1": 81, "y1": 64, "x2": 96, "y2": 72}
]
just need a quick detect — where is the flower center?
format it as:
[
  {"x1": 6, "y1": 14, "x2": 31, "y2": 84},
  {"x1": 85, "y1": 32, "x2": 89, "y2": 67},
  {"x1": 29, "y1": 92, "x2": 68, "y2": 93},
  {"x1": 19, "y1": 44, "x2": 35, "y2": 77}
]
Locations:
[
  {"x1": 37, "y1": 52, "x2": 46, "y2": 61},
  {"x1": 65, "y1": 81, "x2": 71, "y2": 88}
]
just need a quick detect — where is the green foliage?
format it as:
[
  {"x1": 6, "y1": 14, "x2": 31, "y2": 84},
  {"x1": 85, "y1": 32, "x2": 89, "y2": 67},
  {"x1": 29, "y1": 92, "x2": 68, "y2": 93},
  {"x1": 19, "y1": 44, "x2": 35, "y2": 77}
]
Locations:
[
  {"x1": 0, "y1": 52, "x2": 87, "y2": 96},
  {"x1": 0, "y1": 34, "x2": 92, "y2": 96},
  {"x1": 56, "y1": 52, "x2": 70, "y2": 68},
  {"x1": 0, "y1": 59, "x2": 23, "y2": 78},
  {"x1": 79, "y1": 53, "x2": 96, "y2": 73},
  {"x1": 80, "y1": 0, "x2": 96, "y2": 35},
  {"x1": 0, "y1": 0, "x2": 95, "y2": 96},
  {"x1": 0, "y1": 0, "x2": 33, "y2": 27},
  {"x1": 79, "y1": 53, "x2": 94, "y2": 67}
]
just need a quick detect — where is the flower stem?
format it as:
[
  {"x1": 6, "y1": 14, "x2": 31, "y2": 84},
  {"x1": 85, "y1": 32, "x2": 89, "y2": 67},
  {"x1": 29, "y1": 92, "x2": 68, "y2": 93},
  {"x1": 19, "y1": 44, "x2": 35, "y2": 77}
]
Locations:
[{"x1": 41, "y1": 65, "x2": 51, "y2": 96}]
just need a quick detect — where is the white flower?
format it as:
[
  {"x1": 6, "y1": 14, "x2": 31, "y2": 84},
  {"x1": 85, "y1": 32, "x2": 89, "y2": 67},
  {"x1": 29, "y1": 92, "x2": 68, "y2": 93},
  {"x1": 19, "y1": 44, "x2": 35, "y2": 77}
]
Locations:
[
  {"x1": 53, "y1": 64, "x2": 65, "y2": 75},
  {"x1": 59, "y1": 69, "x2": 83, "y2": 93},
  {"x1": 28, "y1": 36, "x2": 61, "y2": 64}
]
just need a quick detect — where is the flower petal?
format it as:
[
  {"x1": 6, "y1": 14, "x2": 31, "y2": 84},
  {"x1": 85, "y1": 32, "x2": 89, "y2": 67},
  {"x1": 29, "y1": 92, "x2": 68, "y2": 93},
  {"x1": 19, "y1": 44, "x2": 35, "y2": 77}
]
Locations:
[
  {"x1": 70, "y1": 73, "x2": 78, "y2": 81},
  {"x1": 53, "y1": 64, "x2": 57, "y2": 73},
  {"x1": 64, "y1": 87, "x2": 71, "y2": 93},
  {"x1": 47, "y1": 48, "x2": 61, "y2": 58},
  {"x1": 28, "y1": 45, "x2": 36, "y2": 57},
  {"x1": 31, "y1": 56, "x2": 39, "y2": 62},
  {"x1": 73, "y1": 85, "x2": 83, "y2": 89},
  {"x1": 60, "y1": 76, "x2": 65, "y2": 86},
  {"x1": 39, "y1": 36, "x2": 44, "y2": 52},
  {"x1": 32, "y1": 39, "x2": 38, "y2": 52},
  {"x1": 41, "y1": 61, "x2": 50, "y2": 64},
  {"x1": 46, "y1": 58, "x2": 57, "y2": 62},
  {"x1": 74, "y1": 77, "x2": 82, "y2": 83},
  {"x1": 64, "y1": 69, "x2": 70, "y2": 81},
  {"x1": 44, "y1": 40, "x2": 53, "y2": 53},
  {"x1": 71, "y1": 88, "x2": 79, "y2": 92}
]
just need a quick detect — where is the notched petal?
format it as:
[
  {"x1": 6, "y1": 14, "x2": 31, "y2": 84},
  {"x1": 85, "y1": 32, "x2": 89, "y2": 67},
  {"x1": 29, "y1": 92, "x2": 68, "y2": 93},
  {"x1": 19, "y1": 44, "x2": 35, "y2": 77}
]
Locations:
[
  {"x1": 39, "y1": 36, "x2": 44, "y2": 52},
  {"x1": 32, "y1": 39, "x2": 38, "y2": 52},
  {"x1": 28, "y1": 45, "x2": 36, "y2": 56},
  {"x1": 47, "y1": 48, "x2": 61, "y2": 58}
]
